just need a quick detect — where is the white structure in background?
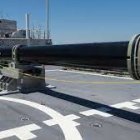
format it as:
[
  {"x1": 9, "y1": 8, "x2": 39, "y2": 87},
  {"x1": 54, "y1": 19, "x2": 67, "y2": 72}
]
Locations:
[
  {"x1": 0, "y1": 0, "x2": 52, "y2": 46},
  {"x1": 11, "y1": 30, "x2": 26, "y2": 38},
  {"x1": 0, "y1": 19, "x2": 17, "y2": 37}
]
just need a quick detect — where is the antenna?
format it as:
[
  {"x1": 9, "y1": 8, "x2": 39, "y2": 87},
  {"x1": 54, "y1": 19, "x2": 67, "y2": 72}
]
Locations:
[{"x1": 46, "y1": 0, "x2": 50, "y2": 40}]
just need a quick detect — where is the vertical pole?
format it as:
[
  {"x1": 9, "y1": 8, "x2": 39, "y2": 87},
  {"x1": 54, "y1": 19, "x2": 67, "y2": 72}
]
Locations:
[
  {"x1": 25, "y1": 13, "x2": 30, "y2": 39},
  {"x1": 25, "y1": 13, "x2": 30, "y2": 46},
  {"x1": 46, "y1": 0, "x2": 50, "y2": 40}
]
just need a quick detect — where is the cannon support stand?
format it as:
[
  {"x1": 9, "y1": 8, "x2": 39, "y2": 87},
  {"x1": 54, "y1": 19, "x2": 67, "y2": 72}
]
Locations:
[{"x1": 0, "y1": 45, "x2": 46, "y2": 93}]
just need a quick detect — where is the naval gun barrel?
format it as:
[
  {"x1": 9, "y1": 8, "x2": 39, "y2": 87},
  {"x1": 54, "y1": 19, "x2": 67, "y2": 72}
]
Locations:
[
  {"x1": 19, "y1": 41, "x2": 128, "y2": 68},
  {"x1": 0, "y1": 34, "x2": 140, "y2": 80}
]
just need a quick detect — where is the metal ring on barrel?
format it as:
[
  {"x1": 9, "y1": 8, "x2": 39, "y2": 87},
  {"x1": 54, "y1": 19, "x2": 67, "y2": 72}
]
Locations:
[{"x1": 127, "y1": 34, "x2": 140, "y2": 80}]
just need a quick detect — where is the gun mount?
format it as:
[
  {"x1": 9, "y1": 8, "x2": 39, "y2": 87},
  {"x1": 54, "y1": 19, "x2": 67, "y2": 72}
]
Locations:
[{"x1": 0, "y1": 34, "x2": 139, "y2": 93}]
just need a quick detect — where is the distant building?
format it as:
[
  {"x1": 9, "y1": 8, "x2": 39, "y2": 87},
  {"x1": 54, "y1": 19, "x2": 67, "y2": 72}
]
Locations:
[
  {"x1": 0, "y1": 18, "x2": 52, "y2": 46},
  {"x1": 0, "y1": 19, "x2": 17, "y2": 38}
]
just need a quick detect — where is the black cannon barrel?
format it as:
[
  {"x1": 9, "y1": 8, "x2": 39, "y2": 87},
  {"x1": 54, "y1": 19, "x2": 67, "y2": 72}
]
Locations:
[
  {"x1": 0, "y1": 34, "x2": 140, "y2": 79},
  {"x1": 18, "y1": 41, "x2": 129, "y2": 69}
]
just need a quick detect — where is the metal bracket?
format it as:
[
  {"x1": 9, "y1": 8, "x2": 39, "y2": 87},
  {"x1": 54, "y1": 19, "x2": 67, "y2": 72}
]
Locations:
[
  {"x1": 12, "y1": 44, "x2": 23, "y2": 64},
  {"x1": 0, "y1": 45, "x2": 46, "y2": 93}
]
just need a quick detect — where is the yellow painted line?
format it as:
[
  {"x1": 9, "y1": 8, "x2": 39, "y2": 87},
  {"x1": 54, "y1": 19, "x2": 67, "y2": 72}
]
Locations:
[
  {"x1": 45, "y1": 77, "x2": 140, "y2": 85},
  {"x1": 1, "y1": 65, "x2": 140, "y2": 85}
]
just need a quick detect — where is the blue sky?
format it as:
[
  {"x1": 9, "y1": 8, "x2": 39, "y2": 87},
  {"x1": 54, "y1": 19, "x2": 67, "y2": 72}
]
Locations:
[{"x1": 0, "y1": 0, "x2": 140, "y2": 44}]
